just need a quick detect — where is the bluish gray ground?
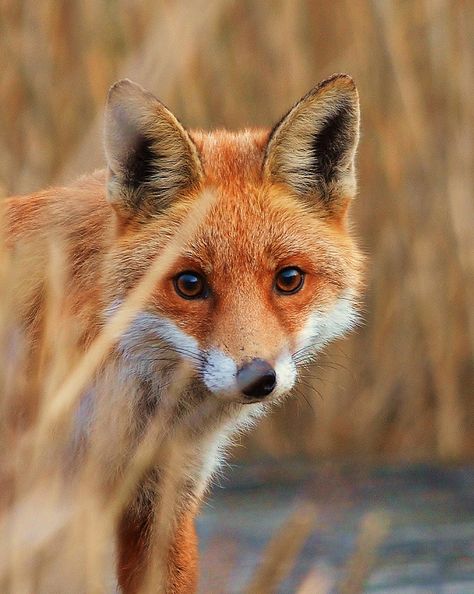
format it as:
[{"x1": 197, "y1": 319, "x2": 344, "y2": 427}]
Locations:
[{"x1": 197, "y1": 461, "x2": 474, "y2": 594}]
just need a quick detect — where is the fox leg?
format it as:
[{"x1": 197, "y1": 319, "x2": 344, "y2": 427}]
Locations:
[
  {"x1": 117, "y1": 505, "x2": 198, "y2": 594},
  {"x1": 167, "y1": 512, "x2": 199, "y2": 594},
  {"x1": 117, "y1": 504, "x2": 151, "y2": 594}
]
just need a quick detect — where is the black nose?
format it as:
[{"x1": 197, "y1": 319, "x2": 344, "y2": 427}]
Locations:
[{"x1": 236, "y1": 358, "x2": 277, "y2": 399}]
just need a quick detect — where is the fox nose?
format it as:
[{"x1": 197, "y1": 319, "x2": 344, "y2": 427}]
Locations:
[{"x1": 236, "y1": 358, "x2": 277, "y2": 399}]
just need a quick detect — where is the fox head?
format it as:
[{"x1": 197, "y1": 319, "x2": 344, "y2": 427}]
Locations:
[{"x1": 103, "y1": 75, "x2": 363, "y2": 406}]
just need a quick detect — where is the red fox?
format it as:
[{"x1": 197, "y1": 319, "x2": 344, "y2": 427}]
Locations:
[{"x1": 5, "y1": 73, "x2": 363, "y2": 593}]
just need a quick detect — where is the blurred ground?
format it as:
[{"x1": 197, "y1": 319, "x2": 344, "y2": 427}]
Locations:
[{"x1": 198, "y1": 462, "x2": 474, "y2": 593}]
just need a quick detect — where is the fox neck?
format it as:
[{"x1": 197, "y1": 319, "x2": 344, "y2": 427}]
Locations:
[{"x1": 89, "y1": 350, "x2": 263, "y2": 505}]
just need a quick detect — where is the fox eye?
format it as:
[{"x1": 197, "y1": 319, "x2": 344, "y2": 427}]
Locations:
[
  {"x1": 275, "y1": 267, "x2": 305, "y2": 295},
  {"x1": 174, "y1": 271, "x2": 208, "y2": 300}
]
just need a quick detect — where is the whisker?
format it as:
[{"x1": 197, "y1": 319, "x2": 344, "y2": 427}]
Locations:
[
  {"x1": 296, "y1": 378, "x2": 324, "y2": 402},
  {"x1": 293, "y1": 386, "x2": 316, "y2": 412}
]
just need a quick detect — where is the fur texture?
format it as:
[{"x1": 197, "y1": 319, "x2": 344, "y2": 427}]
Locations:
[{"x1": 5, "y1": 74, "x2": 364, "y2": 593}]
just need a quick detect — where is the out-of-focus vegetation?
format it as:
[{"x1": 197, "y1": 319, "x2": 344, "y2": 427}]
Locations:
[
  {"x1": 1, "y1": 2, "x2": 473, "y2": 592},
  {"x1": 1, "y1": 0, "x2": 472, "y2": 464}
]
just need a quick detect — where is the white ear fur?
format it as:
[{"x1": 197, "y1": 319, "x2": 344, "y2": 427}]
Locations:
[
  {"x1": 263, "y1": 74, "x2": 360, "y2": 208},
  {"x1": 104, "y1": 79, "x2": 202, "y2": 216}
]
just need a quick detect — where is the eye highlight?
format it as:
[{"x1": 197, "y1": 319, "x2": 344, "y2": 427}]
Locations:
[
  {"x1": 275, "y1": 267, "x2": 305, "y2": 295},
  {"x1": 174, "y1": 271, "x2": 208, "y2": 300}
]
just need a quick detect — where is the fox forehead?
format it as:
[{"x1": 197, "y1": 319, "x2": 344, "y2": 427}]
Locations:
[
  {"x1": 190, "y1": 128, "x2": 269, "y2": 185},
  {"x1": 164, "y1": 130, "x2": 357, "y2": 277}
]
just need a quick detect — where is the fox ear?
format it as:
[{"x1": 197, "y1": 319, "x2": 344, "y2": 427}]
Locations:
[
  {"x1": 263, "y1": 74, "x2": 360, "y2": 213},
  {"x1": 104, "y1": 79, "x2": 202, "y2": 217}
]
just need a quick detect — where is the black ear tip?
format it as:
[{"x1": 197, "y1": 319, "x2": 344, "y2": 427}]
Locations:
[{"x1": 315, "y1": 73, "x2": 358, "y2": 96}]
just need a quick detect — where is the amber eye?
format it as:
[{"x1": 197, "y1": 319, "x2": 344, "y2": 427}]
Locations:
[
  {"x1": 174, "y1": 271, "x2": 208, "y2": 300},
  {"x1": 275, "y1": 267, "x2": 305, "y2": 294}
]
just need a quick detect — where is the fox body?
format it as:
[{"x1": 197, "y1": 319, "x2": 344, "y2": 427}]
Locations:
[{"x1": 5, "y1": 74, "x2": 363, "y2": 593}]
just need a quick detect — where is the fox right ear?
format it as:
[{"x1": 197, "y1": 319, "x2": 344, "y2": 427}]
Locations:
[
  {"x1": 263, "y1": 74, "x2": 360, "y2": 214},
  {"x1": 104, "y1": 79, "x2": 203, "y2": 218}
]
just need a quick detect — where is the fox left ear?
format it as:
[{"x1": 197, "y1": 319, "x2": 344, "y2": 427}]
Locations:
[
  {"x1": 263, "y1": 74, "x2": 360, "y2": 214},
  {"x1": 104, "y1": 79, "x2": 203, "y2": 218}
]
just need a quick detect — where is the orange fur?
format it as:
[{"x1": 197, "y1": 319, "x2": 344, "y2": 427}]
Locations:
[
  {"x1": 117, "y1": 505, "x2": 197, "y2": 594},
  {"x1": 4, "y1": 75, "x2": 364, "y2": 593}
]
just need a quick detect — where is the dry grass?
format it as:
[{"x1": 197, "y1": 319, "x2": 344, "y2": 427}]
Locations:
[
  {"x1": 244, "y1": 503, "x2": 318, "y2": 594},
  {"x1": 0, "y1": 1, "x2": 473, "y2": 593},
  {"x1": 336, "y1": 512, "x2": 390, "y2": 594},
  {"x1": 0, "y1": 186, "x2": 214, "y2": 591},
  {"x1": 1, "y1": 0, "x2": 472, "y2": 463}
]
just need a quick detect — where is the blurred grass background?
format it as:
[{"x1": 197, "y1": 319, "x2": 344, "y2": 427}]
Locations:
[{"x1": 1, "y1": 0, "x2": 473, "y2": 464}]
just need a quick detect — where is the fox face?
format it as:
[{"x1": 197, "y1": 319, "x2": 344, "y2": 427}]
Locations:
[{"x1": 103, "y1": 75, "x2": 363, "y2": 406}]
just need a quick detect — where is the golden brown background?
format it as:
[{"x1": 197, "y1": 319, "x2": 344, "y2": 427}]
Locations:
[{"x1": 1, "y1": 0, "x2": 473, "y2": 463}]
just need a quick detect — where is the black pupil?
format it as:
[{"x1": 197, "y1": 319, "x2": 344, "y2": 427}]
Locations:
[
  {"x1": 279, "y1": 268, "x2": 300, "y2": 287},
  {"x1": 180, "y1": 273, "x2": 200, "y2": 294}
]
